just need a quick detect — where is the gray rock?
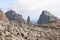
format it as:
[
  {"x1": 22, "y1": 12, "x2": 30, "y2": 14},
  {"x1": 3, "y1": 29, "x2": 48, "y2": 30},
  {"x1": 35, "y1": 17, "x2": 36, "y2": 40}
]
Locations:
[
  {"x1": 5, "y1": 10, "x2": 24, "y2": 23},
  {"x1": 27, "y1": 16, "x2": 30, "y2": 24},
  {"x1": 37, "y1": 10, "x2": 57, "y2": 24}
]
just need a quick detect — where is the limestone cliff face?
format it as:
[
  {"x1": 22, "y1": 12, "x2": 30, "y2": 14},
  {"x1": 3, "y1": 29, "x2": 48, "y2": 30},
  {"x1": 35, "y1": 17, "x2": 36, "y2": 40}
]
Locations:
[
  {"x1": 5, "y1": 10, "x2": 24, "y2": 23},
  {"x1": 37, "y1": 10, "x2": 57, "y2": 24}
]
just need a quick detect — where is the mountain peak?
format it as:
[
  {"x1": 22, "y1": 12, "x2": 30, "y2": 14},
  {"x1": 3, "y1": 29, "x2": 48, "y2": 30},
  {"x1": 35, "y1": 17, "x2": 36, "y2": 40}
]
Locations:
[
  {"x1": 5, "y1": 10, "x2": 25, "y2": 23},
  {"x1": 37, "y1": 10, "x2": 57, "y2": 24},
  {"x1": 42, "y1": 10, "x2": 54, "y2": 16}
]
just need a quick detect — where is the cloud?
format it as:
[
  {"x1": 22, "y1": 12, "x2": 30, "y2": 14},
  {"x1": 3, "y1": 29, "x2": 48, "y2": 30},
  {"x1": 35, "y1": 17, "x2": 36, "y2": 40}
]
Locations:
[
  {"x1": 9, "y1": 0, "x2": 60, "y2": 20},
  {"x1": 0, "y1": 0, "x2": 15, "y2": 12}
]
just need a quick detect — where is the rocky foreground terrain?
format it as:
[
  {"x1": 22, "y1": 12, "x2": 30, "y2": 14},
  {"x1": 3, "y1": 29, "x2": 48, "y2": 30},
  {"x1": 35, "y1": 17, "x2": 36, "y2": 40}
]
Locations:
[
  {"x1": 0, "y1": 9, "x2": 60, "y2": 40},
  {"x1": 0, "y1": 21, "x2": 60, "y2": 40}
]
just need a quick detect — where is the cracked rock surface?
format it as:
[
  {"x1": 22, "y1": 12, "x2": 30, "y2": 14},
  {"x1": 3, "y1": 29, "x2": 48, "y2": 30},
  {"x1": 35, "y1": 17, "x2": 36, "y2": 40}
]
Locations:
[{"x1": 0, "y1": 21, "x2": 60, "y2": 40}]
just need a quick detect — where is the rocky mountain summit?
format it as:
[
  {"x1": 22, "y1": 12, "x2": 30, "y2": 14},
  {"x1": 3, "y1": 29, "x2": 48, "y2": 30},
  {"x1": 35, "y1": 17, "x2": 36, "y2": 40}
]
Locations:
[
  {"x1": 37, "y1": 10, "x2": 57, "y2": 24},
  {"x1": 5, "y1": 10, "x2": 24, "y2": 23}
]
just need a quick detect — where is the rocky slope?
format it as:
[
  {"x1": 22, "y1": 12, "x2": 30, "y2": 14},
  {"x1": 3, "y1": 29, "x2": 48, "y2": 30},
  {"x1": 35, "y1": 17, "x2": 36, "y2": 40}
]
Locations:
[
  {"x1": 0, "y1": 21, "x2": 60, "y2": 40},
  {"x1": 0, "y1": 9, "x2": 8, "y2": 22}
]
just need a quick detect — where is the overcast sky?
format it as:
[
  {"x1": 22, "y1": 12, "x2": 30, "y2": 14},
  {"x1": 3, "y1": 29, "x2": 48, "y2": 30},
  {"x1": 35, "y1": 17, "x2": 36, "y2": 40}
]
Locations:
[{"x1": 0, "y1": 0, "x2": 60, "y2": 21}]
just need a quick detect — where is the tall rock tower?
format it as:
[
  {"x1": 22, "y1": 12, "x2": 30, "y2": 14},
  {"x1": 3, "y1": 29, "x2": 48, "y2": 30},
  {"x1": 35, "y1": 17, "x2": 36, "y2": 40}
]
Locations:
[
  {"x1": 37, "y1": 10, "x2": 57, "y2": 24},
  {"x1": 27, "y1": 16, "x2": 30, "y2": 24}
]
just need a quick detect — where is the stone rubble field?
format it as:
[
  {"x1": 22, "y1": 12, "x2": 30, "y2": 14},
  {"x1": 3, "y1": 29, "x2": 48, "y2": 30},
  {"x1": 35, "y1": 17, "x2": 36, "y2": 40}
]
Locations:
[{"x1": 0, "y1": 21, "x2": 60, "y2": 40}]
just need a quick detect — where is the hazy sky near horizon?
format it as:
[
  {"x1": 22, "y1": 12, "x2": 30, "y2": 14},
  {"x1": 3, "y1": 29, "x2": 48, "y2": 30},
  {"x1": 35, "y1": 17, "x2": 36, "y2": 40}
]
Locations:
[{"x1": 0, "y1": 0, "x2": 60, "y2": 21}]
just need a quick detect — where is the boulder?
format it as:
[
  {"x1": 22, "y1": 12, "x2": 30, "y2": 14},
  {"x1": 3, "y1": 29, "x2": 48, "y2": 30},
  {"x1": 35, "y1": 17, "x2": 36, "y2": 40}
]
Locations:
[{"x1": 37, "y1": 10, "x2": 57, "y2": 24}]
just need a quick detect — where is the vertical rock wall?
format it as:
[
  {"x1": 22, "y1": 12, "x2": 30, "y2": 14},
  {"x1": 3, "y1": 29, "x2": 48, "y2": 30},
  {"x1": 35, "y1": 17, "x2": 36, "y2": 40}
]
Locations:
[{"x1": 37, "y1": 10, "x2": 57, "y2": 24}]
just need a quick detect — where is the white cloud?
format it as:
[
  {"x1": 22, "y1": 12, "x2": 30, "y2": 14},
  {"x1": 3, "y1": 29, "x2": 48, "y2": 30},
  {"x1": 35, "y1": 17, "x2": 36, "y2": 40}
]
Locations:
[{"x1": 9, "y1": 0, "x2": 60, "y2": 21}]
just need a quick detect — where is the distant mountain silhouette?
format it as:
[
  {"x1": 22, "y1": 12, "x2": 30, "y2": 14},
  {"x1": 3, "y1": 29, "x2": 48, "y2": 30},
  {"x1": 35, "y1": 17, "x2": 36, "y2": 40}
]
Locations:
[
  {"x1": 5, "y1": 10, "x2": 24, "y2": 23},
  {"x1": 37, "y1": 10, "x2": 57, "y2": 24}
]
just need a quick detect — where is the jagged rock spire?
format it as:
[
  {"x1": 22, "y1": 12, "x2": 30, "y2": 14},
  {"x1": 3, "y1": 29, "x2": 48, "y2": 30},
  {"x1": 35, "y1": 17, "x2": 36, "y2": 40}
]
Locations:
[{"x1": 27, "y1": 16, "x2": 30, "y2": 24}]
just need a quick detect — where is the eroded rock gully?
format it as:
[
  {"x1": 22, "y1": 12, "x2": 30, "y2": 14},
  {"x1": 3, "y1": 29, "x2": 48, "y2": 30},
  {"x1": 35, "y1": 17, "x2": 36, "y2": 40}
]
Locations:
[{"x1": 0, "y1": 22, "x2": 60, "y2": 40}]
